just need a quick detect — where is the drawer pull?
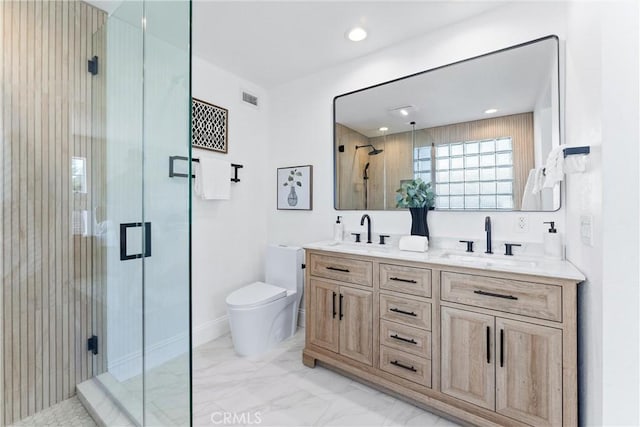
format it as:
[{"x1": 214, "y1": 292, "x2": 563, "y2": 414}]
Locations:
[
  {"x1": 473, "y1": 289, "x2": 518, "y2": 300},
  {"x1": 389, "y1": 277, "x2": 417, "y2": 284},
  {"x1": 389, "y1": 307, "x2": 417, "y2": 317},
  {"x1": 390, "y1": 334, "x2": 417, "y2": 345},
  {"x1": 390, "y1": 360, "x2": 417, "y2": 372},
  {"x1": 326, "y1": 266, "x2": 350, "y2": 273}
]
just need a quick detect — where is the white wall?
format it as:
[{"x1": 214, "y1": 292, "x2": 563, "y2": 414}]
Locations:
[
  {"x1": 564, "y1": 3, "x2": 605, "y2": 424},
  {"x1": 266, "y1": 1, "x2": 639, "y2": 425},
  {"x1": 191, "y1": 56, "x2": 269, "y2": 346},
  {"x1": 599, "y1": 2, "x2": 640, "y2": 424},
  {"x1": 565, "y1": 1, "x2": 640, "y2": 425}
]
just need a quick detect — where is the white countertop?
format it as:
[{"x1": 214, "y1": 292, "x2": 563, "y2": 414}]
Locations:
[{"x1": 304, "y1": 240, "x2": 586, "y2": 282}]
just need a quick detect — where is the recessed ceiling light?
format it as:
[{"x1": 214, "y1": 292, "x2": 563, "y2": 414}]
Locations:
[
  {"x1": 484, "y1": 108, "x2": 498, "y2": 114},
  {"x1": 379, "y1": 127, "x2": 388, "y2": 132},
  {"x1": 388, "y1": 106, "x2": 416, "y2": 118},
  {"x1": 346, "y1": 27, "x2": 367, "y2": 42}
]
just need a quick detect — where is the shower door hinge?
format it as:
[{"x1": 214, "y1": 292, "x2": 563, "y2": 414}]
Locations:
[
  {"x1": 87, "y1": 335, "x2": 99, "y2": 355},
  {"x1": 88, "y1": 56, "x2": 98, "y2": 75}
]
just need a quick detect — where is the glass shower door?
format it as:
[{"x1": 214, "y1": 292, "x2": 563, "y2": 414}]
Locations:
[
  {"x1": 91, "y1": 1, "x2": 145, "y2": 423},
  {"x1": 141, "y1": 1, "x2": 191, "y2": 425},
  {"x1": 91, "y1": 1, "x2": 191, "y2": 425}
]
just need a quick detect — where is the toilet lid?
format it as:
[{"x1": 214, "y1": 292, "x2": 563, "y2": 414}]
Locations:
[{"x1": 226, "y1": 282, "x2": 287, "y2": 308}]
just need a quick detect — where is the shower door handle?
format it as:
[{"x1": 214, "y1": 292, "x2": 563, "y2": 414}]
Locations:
[{"x1": 120, "y1": 222, "x2": 152, "y2": 261}]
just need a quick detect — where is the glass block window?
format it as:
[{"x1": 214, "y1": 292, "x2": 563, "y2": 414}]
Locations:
[
  {"x1": 429, "y1": 138, "x2": 514, "y2": 210},
  {"x1": 413, "y1": 145, "x2": 432, "y2": 184}
]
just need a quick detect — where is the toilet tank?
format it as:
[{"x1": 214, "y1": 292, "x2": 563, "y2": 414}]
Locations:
[{"x1": 265, "y1": 244, "x2": 304, "y2": 293}]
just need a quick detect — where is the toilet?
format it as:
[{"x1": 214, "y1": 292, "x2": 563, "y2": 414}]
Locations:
[{"x1": 225, "y1": 244, "x2": 304, "y2": 356}]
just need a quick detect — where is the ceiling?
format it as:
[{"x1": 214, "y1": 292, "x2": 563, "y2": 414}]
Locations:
[
  {"x1": 85, "y1": 1, "x2": 504, "y2": 89},
  {"x1": 192, "y1": 1, "x2": 504, "y2": 89}
]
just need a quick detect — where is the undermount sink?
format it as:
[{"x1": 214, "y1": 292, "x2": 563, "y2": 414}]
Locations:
[
  {"x1": 325, "y1": 241, "x2": 393, "y2": 253},
  {"x1": 437, "y1": 252, "x2": 538, "y2": 268}
]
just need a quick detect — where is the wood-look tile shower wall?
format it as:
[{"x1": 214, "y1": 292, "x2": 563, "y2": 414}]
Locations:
[{"x1": 0, "y1": 1, "x2": 106, "y2": 424}]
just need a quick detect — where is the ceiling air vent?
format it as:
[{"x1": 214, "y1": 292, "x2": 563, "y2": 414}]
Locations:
[{"x1": 242, "y1": 91, "x2": 258, "y2": 107}]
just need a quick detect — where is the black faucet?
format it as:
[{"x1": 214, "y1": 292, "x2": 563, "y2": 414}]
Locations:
[
  {"x1": 485, "y1": 216, "x2": 493, "y2": 254},
  {"x1": 360, "y1": 214, "x2": 372, "y2": 244}
]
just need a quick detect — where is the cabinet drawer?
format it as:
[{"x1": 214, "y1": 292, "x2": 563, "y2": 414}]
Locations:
[
  {"x1": 380, "y1": 294, "x2": 431, "y2": 330},
  {"x1": 309, "y1": 253, "x2": 373, "y2": 287},
  {"x1": 380, "y1": 320, "x2": 431, "y2": 358},
  {"x1": 380, "y1": 345, "x2": 431, "y2": 387},
  {"x1": 380, "y1": 264, "x2": 431, "y2": 297},
  {"x1": 441, "y1": 272, "x2": 562, "y2": 322}
]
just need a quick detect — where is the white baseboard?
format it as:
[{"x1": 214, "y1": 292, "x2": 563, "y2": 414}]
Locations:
[
  {"x1": 193, "y1": 309, "x2": 303, "y2": 349},
  {"x1": 108, "y1": 332, "x2": 189, "y2": 382},
  {"x1": 108, "y1": 310, "x2": 301, "y2": 380},
  {"x1": 193, "y1": 315, "x2": 230, "y2": 348}
]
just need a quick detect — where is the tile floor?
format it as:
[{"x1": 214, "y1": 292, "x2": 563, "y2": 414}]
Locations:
[
  {"x1": 13, "y1": 330, "x2": 461, "y2": 427},
  {"x1": 191, "y1": 331, "x2": 461, "y2": 427}
]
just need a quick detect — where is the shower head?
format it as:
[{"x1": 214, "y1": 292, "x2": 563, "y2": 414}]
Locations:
[{"x1": 356, "y1": 144, "x2": 384, "y2": 156}]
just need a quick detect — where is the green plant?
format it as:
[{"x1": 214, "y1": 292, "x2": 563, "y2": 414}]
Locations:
[
  {"x1": 395, "y1": 178, "x2": 435, "y2": 208},
  {"x1": 283, "y1": 168, "x2": 303, "y2": 187}
]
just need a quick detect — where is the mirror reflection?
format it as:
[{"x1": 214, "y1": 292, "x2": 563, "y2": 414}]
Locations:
[{"x1": 334, "y1": 36, "x2": 560, "y2": 211}]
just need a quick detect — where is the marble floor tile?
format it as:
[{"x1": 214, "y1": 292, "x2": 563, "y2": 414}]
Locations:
[{"x1": 191, "y1": 330, "x2": 463, "y2": 427}]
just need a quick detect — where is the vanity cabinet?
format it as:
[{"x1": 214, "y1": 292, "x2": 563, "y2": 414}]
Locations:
[
  {"x1": 441, "y1": 307, "x2": 562, "y2": 426},
  {"x1": 303, "y1": 248, "x2": 582, "y2": 427},
  {"x1": 307, "y1": 252, "x2": 374, "y2": 366}
]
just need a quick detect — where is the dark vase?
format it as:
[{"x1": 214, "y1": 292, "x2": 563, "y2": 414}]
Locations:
[
  {"x1": 409, "y1": 207, "x2": 429, "y2": 239},
  {"x1": 287, "y1": 186, "x2": 298, "y2": 206}
]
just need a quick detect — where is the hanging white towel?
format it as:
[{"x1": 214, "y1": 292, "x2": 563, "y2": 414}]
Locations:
[
  {"x1": 521, "y1": 169, "x2": 541, "y2": 210},
  {"x1": 564, "y1": 154, "x2": 587, "y2": 173},
  {"x1": 194, "y1": 158, "x2": 231, "y2": 200},
  {"x1": 399, "y1": 235, "x2": 428, "y2": 252},
  {"x1": 543, "y1": 147, "x2": 565, "y2": 189},
  {"x1": 531, "y1": 167, "x2": 545, "y2": 194}
]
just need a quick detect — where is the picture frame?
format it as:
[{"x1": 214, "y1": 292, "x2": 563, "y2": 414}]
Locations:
[
  {"x1": 192, "y1": 98, "x2": 228, "y2": 153},
  {"x1": 277, "y1": 165, "x2": 313, "y2": 210}
]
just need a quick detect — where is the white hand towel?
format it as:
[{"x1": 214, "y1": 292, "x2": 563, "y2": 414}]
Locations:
[
  {"x1": 531, "y1": 167, "x2": 545, "y2": 194},
  {"x1": 399, "y1": 235, "x2": 428, "y2": 252},
  {"x1": 195, "y1": 158, "x2": 231, "y2": 200},
  {"x1": 543, "y1": 147, "x2": 564, "y2": 189},
  {"x1": 564, "y1": 154, "x2": 587, "y2": 173},
  {"x1": 521, "y1": 169, "x2": 541, "y2": 210}
]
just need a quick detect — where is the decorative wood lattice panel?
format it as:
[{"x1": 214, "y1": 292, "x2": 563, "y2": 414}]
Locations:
[{"x1": 192, "y1": 98, "x2": 228, "y2": 153}]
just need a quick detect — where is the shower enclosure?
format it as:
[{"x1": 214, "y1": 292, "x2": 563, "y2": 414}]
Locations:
[{"x1": 1, "y1": 0, "x2": 192, "y2": 425}]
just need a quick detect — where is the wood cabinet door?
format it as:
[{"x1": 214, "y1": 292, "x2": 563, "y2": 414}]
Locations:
[
  {"x1": 496, "y1": 318, "x2": 562, "y2": 427},
  {"x1": 339, "y1": 286, "x2": 373, "y2": 366},
  {"x1": 308, "y1": 279, "x2": 339, "y2": 353},
  {"x1": 441, "y1": 307, "x2": 495, "y2": 411}
]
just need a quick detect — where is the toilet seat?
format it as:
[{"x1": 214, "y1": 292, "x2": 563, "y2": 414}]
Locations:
[{"x1": 226, "y1": 282, "x2": 287, "y2": 309}]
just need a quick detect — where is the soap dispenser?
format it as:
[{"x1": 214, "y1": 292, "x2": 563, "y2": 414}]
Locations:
[
  {"x1": 334, "y1": 216, "x2": 344, "y2": 242},
  {"x1": 543, "y1": 221, "x2": 563, "y2": 260}
]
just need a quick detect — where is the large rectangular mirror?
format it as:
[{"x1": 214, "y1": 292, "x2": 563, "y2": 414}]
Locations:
[{"x1": 334, "y1": 36, "x2": 560, "y2": 211}]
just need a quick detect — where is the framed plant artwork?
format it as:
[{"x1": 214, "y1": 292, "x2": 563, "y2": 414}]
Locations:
[
  {"x1": 192, "y1": 98, "x2": 228, "y2": 153},
  {"x1": 277, "y1": 165, "x2": 313, "y2": 210}
]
